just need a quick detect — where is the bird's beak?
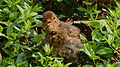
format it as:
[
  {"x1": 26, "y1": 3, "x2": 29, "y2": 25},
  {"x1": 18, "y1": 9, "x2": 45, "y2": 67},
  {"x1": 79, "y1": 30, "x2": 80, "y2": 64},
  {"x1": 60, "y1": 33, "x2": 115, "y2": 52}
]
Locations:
[{"x1": 46, "y1": 19, "x2": 53, "y2": 22}]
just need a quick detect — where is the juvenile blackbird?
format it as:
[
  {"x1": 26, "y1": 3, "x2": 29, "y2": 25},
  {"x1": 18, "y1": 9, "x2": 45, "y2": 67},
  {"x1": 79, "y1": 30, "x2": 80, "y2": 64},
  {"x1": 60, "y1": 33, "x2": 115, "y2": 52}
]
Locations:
[{"x1": 43, "y1": 11, "x2": 83, "y2": 63}]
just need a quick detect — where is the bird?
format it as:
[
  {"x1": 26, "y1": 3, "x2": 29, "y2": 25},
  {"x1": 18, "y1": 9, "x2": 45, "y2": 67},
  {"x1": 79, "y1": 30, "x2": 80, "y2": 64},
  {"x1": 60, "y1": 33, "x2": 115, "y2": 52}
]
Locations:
[{"x1": 43, "y1": 11, "x2": 83, "y2": 63}]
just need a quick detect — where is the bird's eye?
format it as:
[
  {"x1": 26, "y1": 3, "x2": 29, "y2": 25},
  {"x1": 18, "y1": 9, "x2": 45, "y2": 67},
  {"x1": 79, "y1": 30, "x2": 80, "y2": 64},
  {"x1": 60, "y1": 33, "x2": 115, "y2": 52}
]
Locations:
[
  {"x1": 50, "y1": 31, "x2": 56, "y2": 35},
  {"x1": 53, "y1": 17, "x2": 56, "y2": 20}
]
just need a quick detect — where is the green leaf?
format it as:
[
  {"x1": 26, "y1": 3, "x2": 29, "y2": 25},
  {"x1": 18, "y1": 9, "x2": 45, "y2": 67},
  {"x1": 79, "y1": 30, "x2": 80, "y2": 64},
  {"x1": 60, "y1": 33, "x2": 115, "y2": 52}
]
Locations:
[
  {"x1": 113, "y1": 38, "x2": 120, "y2": 48},
  {"x1": 94, "y1": 10, "x2": 101, "y2": 14},
  {"x1": 102, "y1": 60, "x2": 110, "y2": 67},
  {"x1": 9, "y1": 13, "x2": 15, "y2": 19},
  {"x1": 117, "y1": 19, "x2": 120, "y2": 27},
  {"x1": 77, "y1": 7, "x2": 86, "y2": 11},
  {"x1": 57, "y1": 0, "x2": 63, "y2": 2},
  {"x1": 43, "y1": 44, "x2": 53, "y2": 55},
  {"x1": 31, "y1": 5, "x2": 42, "y2": 12},
  {"x1": 88, "y1": 21, "x2": 100, "y2": 28},
  {"x1": 16, "y1": 52, "x2": 27, "y2": 64},
  {"x1": 14, "y1": 0, "x2": 21, "y2": 5},
  {"x1": 0, "y1": 21, "x2": 10, "y2": 26},
  {"x1": 0, "y1": 25, "x2": 3, "y2": 32},
  {"x1": 103, "y1": 53, "x2": 114, "y2": 58},
  {"x1": 83, "y1": 64, "x2": 93, "y2": 67},
  {"x1": 83, "y1": 1, "x2": 92, "y2": 6},
  {"x1": 24, "y1": 2, "x2": 31, "y2": 10},
  {"x1": 105, "y1": 24, "x2": 113, "y2": 34},
  {"x1": 12, "y1": 44, "x2": 28, "y2": 49},
  {"x1": 0, "y1": 9, "x2": 2, "y2": 12},
  {"x1": 65, "y1": 63, "x2": 72, "y2": 67},
  {"x1": 0, "y1": 0, "x2": 4, "y2": 5},
  {"x1": 37, "y1": 52, "x2": 46, "y2": 65},
  {"x1": 80, "y1": 34, "x2": 88, "y2": 41},
  {"x1": 92, "y1": 29, "x2": 102, "y2": 41},
  {"x1": 7, "y1": 65, "x2": 16, "y2": 67},
  {"x1": 108, "y1": 9, "x2": 116, "y2": 17},
  {"x1": 9, "y1": 12, "x2": 18, "y2": 19},
  {"x1": 0, "y1": 33, "x2": 12, "y2": 39},
  {"x1": 17, "y1": 61, "x2": 28, "y2": 67},
  {"x1": 27, "y1": 20, "x2": 32, "y2": 25},
  {"x1": 7, "y1": 27, "x2": 13, "y2": 36},
  {"x1": 116, "y1": 1, "x2": 120, "y2": 8},
  {"x1": 30, "y1": 12, "x2": 38, "y2": 17},
  {"x1": 111, "y1": 62, "x2": 120, "y2": 67},
  {"x1": 97, "y1": 48, "x2": 113, "y2": 55},
  {"x1": 0, "y1": 53, "x2": 2, "y2": 63},
  {"x1": 4, "y1": 41, "x2": 13, "y2": 48},
  {"x1": 3, "y1": 8, "x2": 10, "y2": 14},
  {"x1": 83, "y1": 43, "x2": 95, "y2": 57},
  {"x1": 34, "y1": 34, "x2": 42, "y2": 43},
  {"x1": 17, "y1": 5, "x2": 24, "y2": 15},
  {"x1": 98, "y1": 20, "x2": 106, "y2": 29},
  {"x1": 90, "y1": 4, "x2": 97, "y2": 10},
  {"x1": 13, "y1": 26, "x2": 21, "y2": 31},
  {"x1": 11, "y1": 33, "x2": 17, "y2": 39},
  {"x1": 108, "y1": 35, "x2": 114, "y2": 45},
  {"x1": 91, "y1": 56, "x2": 100, "y2": 60},
  {"x1": 4, "y1": 0, "x2": 13, "y2": 5},
  {"x1": 86, "y1": 4, "x2": 97, "y2": 14}
]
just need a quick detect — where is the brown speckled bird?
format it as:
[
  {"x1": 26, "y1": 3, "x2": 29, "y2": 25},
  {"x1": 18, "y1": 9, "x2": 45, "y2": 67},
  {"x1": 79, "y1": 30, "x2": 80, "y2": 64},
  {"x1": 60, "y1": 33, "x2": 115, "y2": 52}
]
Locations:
[{"x1": 43, "y1": 11, "x2": 83, "y2": 63}]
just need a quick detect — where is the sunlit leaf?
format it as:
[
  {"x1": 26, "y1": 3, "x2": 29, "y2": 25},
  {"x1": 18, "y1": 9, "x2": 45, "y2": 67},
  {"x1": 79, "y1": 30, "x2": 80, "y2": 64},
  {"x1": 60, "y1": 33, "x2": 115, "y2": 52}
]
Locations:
[
  {"x1": 0, "y1": 25, "x2": 3, "y2": 32},
  {"x1": 13, "y1": 26, "x2": 21, "y2": 31},
  {"x1": 43, "y1": 44, "x2": 53, "y2": 55},
  {"x1": 116, "y1": 1, "x2": 120, "y2": 8},
  {"x1": 91, "y1": 56, "x2": 100, "y2": 60},
  {"x1": 108, "y1": 35, "x2": 114, "y2": 45},
  {"x1": 88, "y1": 21, "x2": 100, "y2": 28},
  {"x1": 0, "y1": 53, "x2": 2, "y2": 63},
  {"x1": 14, "y1": 0, "x2": 21, "y2": 5},
  {"x1": 80, "y1": 34, "x2": 88, "y2": 41},
  {"x1": 117, "y1": 19, "x2": 120, "y2": 27},
  {"x1": 83, "y1": 43, "x2": 95, "y2": 57},
  {"x1": 7, "y1": 65, "x2": 16, "y2": 67},
  {"x1": 4, "y1": 0, "x2": 13, "y2": 5},
  {"x1": 105, "y1": 24, "x2": 113, "y2": 34},
  {"x1": 83, "y1": 1, "x2": 92, "y2": 6},
  {"x1": 57, "y1": 0, "x2": 63, "y2": 2},
  {"x1": 17, "y1": 61, "x2": 28, "y2": 67},
  {"x1": 4, "y1": 41, "x2": 13, "y2": 48},
  {"x1": 92, "y1": 29, "x2": 102, "y2": 41},
  {"x1": 97, "y1": 48, "x2": 113, "y2": 55},
  {"x1": 111, "y1": 62, "x2": 120, "y2": 67},
  {"x1": 27, "y1": 20, "x2": 32, "y2": 25},
  {"x1": 24, "y1": 2, "x2": 31, "y2": 10},
  {"x1": 17, "y1": 5, "x2": 24, "y2": 15},
  {"x1": 77, "y1": 7, "x2": 86, "y2": 11},
  {"x1": 30, "y1": 12, "x2": 38, "y2": 17}
]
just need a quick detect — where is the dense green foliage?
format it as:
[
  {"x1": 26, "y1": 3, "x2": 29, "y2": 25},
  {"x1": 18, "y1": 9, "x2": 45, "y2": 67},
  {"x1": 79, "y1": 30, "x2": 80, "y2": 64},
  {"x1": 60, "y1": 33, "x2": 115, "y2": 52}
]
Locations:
[{"x1": 0, "y1": 0, "x2": 120, "y2": 67}]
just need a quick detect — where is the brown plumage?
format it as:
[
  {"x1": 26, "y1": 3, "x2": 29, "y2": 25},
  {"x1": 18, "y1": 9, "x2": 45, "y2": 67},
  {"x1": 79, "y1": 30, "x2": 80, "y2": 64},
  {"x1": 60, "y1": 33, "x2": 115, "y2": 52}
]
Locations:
[{"x1": 43, "y1": 11, "x2": 83, "y2": 63}]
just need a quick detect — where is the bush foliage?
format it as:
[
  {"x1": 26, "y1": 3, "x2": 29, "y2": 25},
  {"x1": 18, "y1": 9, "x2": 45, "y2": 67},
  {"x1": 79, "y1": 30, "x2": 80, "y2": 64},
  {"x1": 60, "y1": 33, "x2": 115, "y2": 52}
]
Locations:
[{"x1": 0, "y1": 0, "x2": 120, "y2": 67}]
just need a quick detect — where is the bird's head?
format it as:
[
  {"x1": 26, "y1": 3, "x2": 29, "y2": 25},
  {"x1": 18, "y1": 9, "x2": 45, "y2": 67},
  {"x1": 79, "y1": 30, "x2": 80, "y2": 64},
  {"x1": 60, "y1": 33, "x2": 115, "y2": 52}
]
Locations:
[{"x1": 43, "y1": 11, "x2": 60, "y2": 30}]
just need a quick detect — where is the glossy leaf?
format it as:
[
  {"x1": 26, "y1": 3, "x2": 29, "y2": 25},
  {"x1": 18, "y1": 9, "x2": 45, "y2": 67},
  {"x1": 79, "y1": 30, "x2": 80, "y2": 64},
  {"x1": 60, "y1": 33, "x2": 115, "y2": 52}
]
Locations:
[
  {"x1": 0, "y1": 25, "x2": 3, "y2": 32},
  {"x1": 6, "y1": 27, "x2": 13, "y2": 36}
]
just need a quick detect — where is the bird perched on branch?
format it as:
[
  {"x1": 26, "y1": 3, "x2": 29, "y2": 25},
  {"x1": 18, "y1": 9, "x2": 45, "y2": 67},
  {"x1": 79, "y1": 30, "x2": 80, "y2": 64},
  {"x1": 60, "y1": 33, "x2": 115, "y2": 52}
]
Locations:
[{"x1": 43, "y1": 11, "x2": 83, "y2": 63}]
